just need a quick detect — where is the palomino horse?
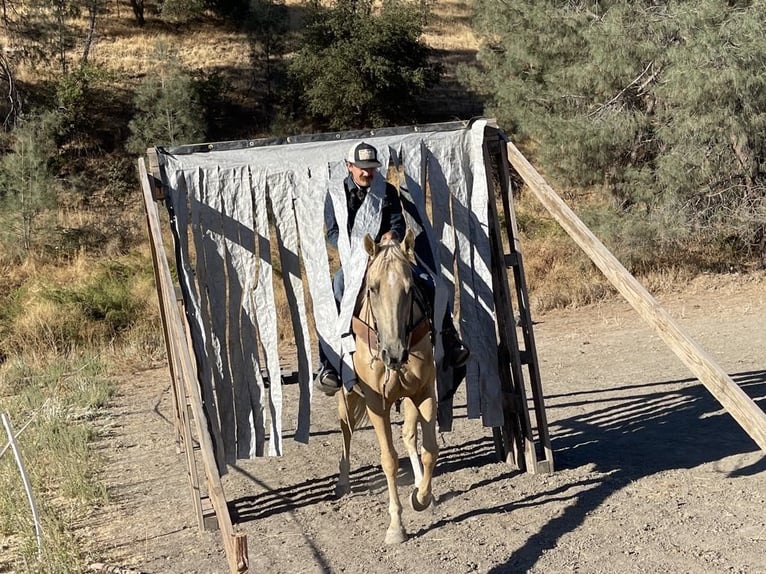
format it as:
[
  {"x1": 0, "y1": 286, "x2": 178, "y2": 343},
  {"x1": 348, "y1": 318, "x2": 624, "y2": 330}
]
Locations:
[{"x1": 336, "y1": 229, "x2": 438, "y2": 544}]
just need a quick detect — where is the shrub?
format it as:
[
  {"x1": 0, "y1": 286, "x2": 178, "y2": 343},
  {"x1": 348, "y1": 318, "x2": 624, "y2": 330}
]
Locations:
[{"x1": 288, "y1": 0, "x2": 441, "y2": 130}]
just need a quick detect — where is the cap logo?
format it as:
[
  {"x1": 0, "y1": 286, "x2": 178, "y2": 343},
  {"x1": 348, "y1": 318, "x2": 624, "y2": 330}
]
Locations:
[
  {"x1": 357, "y1": 148, "x2": 375, "y2": 161},
  {"x1": 347, "y1": 141, "x2": 381, "y2": 167}
]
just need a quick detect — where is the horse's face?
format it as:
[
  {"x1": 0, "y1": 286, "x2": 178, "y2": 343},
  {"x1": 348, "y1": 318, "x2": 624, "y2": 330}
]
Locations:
[{"x1": 363, "y1": 230, "x2": 415, "y2": 370}]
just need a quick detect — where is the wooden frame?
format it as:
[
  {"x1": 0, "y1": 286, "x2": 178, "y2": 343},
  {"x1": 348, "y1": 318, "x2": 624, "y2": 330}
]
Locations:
[
  {"x1": 139, "y1": 158, "x2": 248, "y2": 573},
  {"x1": 505, "y1": 140, "x2": 766, "y2": 453},
  {"x1": 482, "y1": 125, "x2": 553, "y2": 473},
  {"x1": 138, "y1": 123, "x2": 556, "y2": 572}
]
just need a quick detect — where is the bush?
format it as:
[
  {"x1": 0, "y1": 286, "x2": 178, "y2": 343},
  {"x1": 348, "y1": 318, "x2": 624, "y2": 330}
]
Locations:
[
  {"x1": 127, "y1": 43, "x2": 206, "y2": 154},
  {"x1": 288, "y1": 0, "x2": 441, "y2": 130},
  {"x1": 0, "y1": 255, "x2": 157, "y2": 359}
]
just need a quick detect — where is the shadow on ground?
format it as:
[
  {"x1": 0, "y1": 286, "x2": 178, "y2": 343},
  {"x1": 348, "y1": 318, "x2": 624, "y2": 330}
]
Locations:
[{"x1": 483, "y1": 369, "x2": 766, "y2": 573}]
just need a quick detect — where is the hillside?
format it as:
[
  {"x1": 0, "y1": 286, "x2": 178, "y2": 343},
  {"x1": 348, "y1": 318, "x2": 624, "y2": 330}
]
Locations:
[{"x1": 86, "y1": 0, "x2": 483, "y2": 140}]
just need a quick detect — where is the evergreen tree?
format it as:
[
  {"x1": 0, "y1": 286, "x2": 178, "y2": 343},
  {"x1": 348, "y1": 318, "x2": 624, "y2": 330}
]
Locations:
[
  {"x1": 127, "y1": 44, "x2": 206, "y2": 154},
  {"x1": 0, "y1": 112, "x2": 60, "y2": 255},
  {"x1": 465, "y1": 0, "x2": 766, "y2": 265},
  {"x1": 288, "y1": 0, "x2": 440, "y2": 130},
  {"x1": 246, "y1": 0, "x2": 289, "y2": 127},
  {"x1": 655, "y1": 1, "x2": 766, "y2": 254}
]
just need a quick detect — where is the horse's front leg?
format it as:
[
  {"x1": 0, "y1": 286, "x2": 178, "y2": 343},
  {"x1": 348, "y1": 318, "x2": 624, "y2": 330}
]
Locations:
[
  {"x1": 336, "y1": 389, "x2": 360, "y2": 498},
  {"x1": 401, "y1": 397, "x2": 423, "y2": 487},
  {"x1": 366, "y1": 398, "x2": 406, "y2": 544},
  {"x1": 410, "y1": 391, "x2": 438, "y2": 512}
]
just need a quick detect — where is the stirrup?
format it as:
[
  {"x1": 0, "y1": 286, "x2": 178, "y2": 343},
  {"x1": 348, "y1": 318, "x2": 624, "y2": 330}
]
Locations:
[{"x1": 314, "y1": 368, "x2": 341, "y2": 396}]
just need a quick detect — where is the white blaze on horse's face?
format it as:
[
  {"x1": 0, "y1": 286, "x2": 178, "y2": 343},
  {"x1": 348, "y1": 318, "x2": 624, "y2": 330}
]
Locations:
[{"x1": 366, "y1": 239, "x2": 413, "y2": 370}]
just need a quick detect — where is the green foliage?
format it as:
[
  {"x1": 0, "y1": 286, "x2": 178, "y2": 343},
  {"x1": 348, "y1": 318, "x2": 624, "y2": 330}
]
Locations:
[
  {"x1": 46, "y1": 275, "x2": 141, "y2": 335},
  {"x1": 0, "y1": 256, "x2": 154, "y2": 358},
  {"x1": 48, "y1": 258, "x2": 149, "y2": 334},
  {"x1": 288, "y1": 0, "x2": 441, "y2": 130},
  {"x1": 0, "y1": 112, "x2": 61, "y2": 256},
  {"x1": 100, "y1": 155, "x2": 137, "y2": 203},
  {"x1": 53, "y1": 65, "x2": 113, "y2": 145},
  {"x1": 127, "y1": 43, "x2": 206, "y2": 154},
  {"x1": 465, "y1": 0, "x2": 766, "y2": 266}
]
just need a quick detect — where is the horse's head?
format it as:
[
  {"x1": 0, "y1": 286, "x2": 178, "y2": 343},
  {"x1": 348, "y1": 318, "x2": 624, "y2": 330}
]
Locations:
[{"x1": 362, "y1": 229, "x2": 415, "y2": 370}]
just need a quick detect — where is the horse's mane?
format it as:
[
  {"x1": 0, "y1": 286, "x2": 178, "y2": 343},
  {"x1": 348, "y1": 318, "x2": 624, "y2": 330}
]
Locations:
[{"x1": 368, "y1": 239, "x2": 411, "y2": 274}]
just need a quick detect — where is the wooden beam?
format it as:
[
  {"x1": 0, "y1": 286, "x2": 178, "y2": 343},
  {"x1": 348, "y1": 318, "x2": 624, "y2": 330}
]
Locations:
[
  {"x1": 139, "y1": 158, "x2": 248, "y2": 573},
  {"x1": 506, "y1": 141, "x2": 766, "y2": 453},
  {"x1": 145, "y1": 148, "x2": 165, "y2": 200}
]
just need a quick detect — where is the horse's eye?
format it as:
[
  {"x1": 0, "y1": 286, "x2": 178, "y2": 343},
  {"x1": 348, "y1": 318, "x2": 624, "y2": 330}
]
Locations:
[{"x1": 369, "y1": 283, "x2": 379, "y2": 295}]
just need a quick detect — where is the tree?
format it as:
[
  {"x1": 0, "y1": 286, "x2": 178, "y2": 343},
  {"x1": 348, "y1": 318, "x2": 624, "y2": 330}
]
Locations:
[
  {"x1": 288, "y1": 0, "x2": 441, "y2": 130},
  {"x1": 654, "y1": 1, "x2": 766, "y2": 258},
  {"x1": 127, "y1": 43, "x2": 206, "y2": 154},
  {"x1": 128, "y1": 0, "x2": 145, "y2": 26},
  {"x1": 464, "y1": 0, "x2": 766, "y2": 266},
  {"x1": 245, "y1": 0, "x2": 289, "y2": 127},
  {"x1": 0, "y1": 112, "x2": 60, "y2": 256}
]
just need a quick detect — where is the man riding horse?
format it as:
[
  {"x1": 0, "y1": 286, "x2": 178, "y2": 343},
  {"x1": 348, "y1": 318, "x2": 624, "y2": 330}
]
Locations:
[{"x1": 314, "y1": 141, "x2": 470, "y2": 396}]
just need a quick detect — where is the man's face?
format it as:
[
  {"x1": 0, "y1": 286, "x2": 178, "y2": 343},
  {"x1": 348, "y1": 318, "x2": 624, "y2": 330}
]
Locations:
[{"x1": 348, "y1": 162, "x2": 376, "y2": 187}]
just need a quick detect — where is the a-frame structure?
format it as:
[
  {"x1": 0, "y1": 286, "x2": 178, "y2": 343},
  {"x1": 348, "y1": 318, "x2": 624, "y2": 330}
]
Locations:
[{"x1": 139, "y1": 120, "x2": 553, "y2": 573}]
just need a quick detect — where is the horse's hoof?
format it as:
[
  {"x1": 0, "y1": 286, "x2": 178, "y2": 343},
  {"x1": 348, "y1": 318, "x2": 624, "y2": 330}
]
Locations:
[
  {"x1": 335, "y1": 483, "x2": 350, "y2": 498},
  {"x1": 410, "y1": 488, "x2": 432, "y2": 512},
  {"x1": 384, "y1": 528, "x2": 407, "y2": 545}
]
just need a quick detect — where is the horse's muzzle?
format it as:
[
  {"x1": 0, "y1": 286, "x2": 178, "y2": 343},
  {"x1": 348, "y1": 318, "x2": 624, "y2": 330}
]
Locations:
[{"x1": 381, "y1": 347, "x2": 408, "y2": 370}]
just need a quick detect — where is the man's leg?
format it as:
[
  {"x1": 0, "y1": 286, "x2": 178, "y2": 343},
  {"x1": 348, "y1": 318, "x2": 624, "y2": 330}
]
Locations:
[
  {"x1": 440, "y1": 311, "x2": 470, "y2": 368},
  {"x1": 412, "y1": 265, "x2": 470, "y2": 369},
  {"x1": 314, "y1": 268, "x2": 344, "y2": 396}
]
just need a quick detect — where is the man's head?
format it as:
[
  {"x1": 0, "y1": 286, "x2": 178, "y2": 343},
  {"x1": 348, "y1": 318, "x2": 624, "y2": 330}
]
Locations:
[{"x1": 346, "y1": 141, "x2": 381, "y2": 187}]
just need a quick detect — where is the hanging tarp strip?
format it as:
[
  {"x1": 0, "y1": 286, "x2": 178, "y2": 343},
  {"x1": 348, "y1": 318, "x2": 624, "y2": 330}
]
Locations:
[{"x1": 158, "y1": 124, "x2": 501, "y2": 463}]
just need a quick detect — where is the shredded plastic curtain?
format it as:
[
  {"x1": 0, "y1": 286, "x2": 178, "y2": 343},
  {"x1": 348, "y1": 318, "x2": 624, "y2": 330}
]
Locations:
[{"x1": 158, "y1": 120, "x2": 503, "y2": 467}]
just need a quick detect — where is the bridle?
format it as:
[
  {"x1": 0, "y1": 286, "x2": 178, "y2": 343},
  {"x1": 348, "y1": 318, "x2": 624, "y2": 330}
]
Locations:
[{"x1": 351, "y1": 245, "x2": 431, "y2": 375}]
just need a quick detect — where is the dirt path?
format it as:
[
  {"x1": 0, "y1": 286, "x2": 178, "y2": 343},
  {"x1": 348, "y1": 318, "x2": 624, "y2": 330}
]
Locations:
[{"x1": 84, "y1": 272, "x2": 766, "y2": 574}]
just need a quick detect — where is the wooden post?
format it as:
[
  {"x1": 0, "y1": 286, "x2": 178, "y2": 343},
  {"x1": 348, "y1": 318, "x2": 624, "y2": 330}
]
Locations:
[
  {"x1": 139, "y1": 158, "x2": 248, "y2": 573},
  {"x1": 506, "y1": 141, "x2": 766, "y2": 453},
  {"x1": 145, "y1": 148, "x2": 165, "y2": 200}
]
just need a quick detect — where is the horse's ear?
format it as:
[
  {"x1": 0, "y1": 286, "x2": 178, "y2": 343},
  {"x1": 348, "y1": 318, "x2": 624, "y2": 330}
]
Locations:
[
  {"x1": 364, "y1": 233, "x2": 377, "y2": 256},
  {"x1": 402, "y1": 228, "x2": 415, "y2": 254}
]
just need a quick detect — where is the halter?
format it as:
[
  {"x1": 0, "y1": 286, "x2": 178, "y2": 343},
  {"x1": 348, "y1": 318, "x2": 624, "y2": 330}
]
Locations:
[
  {"x1": 351, "y1": 244, "x2": 431, "y2": 371},
  {"x1": 352, "y1": 291, "x2": 430, "y2": 359}
]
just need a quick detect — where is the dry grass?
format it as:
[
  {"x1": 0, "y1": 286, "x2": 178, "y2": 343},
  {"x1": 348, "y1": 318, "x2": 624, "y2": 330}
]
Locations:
[
  {"x1": 92, "y1": 19, "x2": 251, "y2": 77},
  {"x1": 87, "y1": 0, "x2": 478, "y2": 78},
  {"x1": 422, "y1": 0, "x2": 479, "y2": 51}
]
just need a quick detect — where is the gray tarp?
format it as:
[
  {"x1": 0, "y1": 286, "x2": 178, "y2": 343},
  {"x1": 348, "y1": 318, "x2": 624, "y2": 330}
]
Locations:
[{"x1": 159, "y1": 121, "x2": 503, "y2": 465}]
